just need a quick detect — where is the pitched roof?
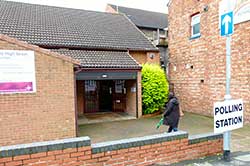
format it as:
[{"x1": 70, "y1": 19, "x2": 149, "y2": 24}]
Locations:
[
  {"x1": 51, "y1": 49, "x2": 141, "y2": 69},
  {"x1": 108, "y1": 4, "x2": 168, "y2": 29},
  {"x1": 0, "y1": 34, "x2": 80, "y2": 65},
  {"x1": 0, "y1": 1, "x2": 157, "y2": 51}
]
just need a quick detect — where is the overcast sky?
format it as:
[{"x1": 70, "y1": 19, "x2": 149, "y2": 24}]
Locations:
[{"x1": 10, "y1": 0, "x2": 169, "y2": 13}]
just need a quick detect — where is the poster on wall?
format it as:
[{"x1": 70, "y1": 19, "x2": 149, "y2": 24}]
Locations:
[{"x1": 0, "y1": 50, "x2": 36, "y2": 94}]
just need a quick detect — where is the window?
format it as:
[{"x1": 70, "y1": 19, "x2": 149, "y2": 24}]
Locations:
[
  {"x1": 85, "y1": 80, "x2": 97, "y2": 92},
  {"x1": 115, "y1": 80, "x2": 125, "y2": 94},
  {"x1": 191, "y1": 14, "x2": 201, "y2": 38}
]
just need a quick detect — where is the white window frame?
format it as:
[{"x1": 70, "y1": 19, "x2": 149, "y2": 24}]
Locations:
[{"x1": 191, "y1": 14, "x2": 201, "y2": 38}]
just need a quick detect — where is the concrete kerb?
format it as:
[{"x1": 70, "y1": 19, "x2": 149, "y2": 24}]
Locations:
[{"x1": 189, "y1": 132, "x2": 223, "y2": 144}]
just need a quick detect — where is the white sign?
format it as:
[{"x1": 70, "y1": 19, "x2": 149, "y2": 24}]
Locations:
[
  {"x1": 234, "y1": 0, "x2": 250, "y2": 24},
  {"x1": 214, "y1": 99, "x2": 244, "y2": 133},
  {"x1": 219, "y1": 0, "x2": 235, "y2": 29},
  {"x1": 219, "y1": 0, "x2": 250, "y2": 25},
  {"x1": 0, "y1": 50, "x2": 36, "y2": 94},
  {"x1": 131, "y1": 87, "x2": 136, "y2": 93},
  {"x1": 219, "y1": 0, "x2": 235, "y2": 14}
]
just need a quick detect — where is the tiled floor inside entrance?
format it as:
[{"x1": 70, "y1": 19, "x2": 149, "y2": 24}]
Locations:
[{"x1": 78, "y1": 112, "x2": 136, "y2": 125}]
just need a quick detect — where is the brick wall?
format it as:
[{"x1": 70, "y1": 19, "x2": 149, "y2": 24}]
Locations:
[
  {"x1": 0, "y1": 38, "x2": 77, "y2": 146},
  {"x1": 130, "y1": 51, "x2": 160, "y2": 65},
  {"x1": 0, "y1": 131, "x2": 223, "y2": 166},
  {"x1": 125, "y1": 80, "x2": 137, "y2": 117},
  {"x1": 168, "y1": 0, "x2": 250, "y2": 121},
  {"x1": 105, "y1": 4, "x2": 118, "y2": 14}
]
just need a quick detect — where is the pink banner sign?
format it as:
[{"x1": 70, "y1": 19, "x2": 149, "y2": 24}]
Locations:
[
  {"x1": 0, "y1": 50, "x2": 36, "y2": 94},
  {"x1": 0, "y1": 82, "x2": 33, "y2": 93}
]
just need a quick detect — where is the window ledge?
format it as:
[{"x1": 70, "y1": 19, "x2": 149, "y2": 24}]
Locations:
[{"x1": 189, "y1": 34, "x2": 201, "y2": 40}]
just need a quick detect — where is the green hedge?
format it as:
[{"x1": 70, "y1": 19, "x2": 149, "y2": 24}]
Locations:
[{"x1": 142, "y1": 63, "x2": 169, "y2": 114}]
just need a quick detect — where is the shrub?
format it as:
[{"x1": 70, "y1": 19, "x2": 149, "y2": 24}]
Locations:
[{"x1": 141, "y1": 63, "x2": 169, "y2": 114}]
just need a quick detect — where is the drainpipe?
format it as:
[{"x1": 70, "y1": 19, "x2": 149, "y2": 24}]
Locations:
[
  {"x1": 136, "y1": 73, "x2": 138, "y2": 118},
  {"x1": 74, "y1": 66, "x2": 82, "y2": 137}
]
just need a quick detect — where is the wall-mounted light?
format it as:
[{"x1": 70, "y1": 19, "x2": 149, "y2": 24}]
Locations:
[
  {"x1": 203, "y1": 5, "x2": 209, "y2": 12},
  {"x1": 149, "y1": 53, "x2": 155, "y2": 59},
  {"x1": 102, "y1": 74, "x2": 108, "y2": 78}
]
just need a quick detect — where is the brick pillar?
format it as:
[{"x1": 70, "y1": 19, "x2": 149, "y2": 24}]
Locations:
[{"x1": 137, "y1": 71, "x2": 142, "y2": 117}]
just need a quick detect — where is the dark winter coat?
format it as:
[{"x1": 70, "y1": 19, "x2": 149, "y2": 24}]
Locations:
[{"x1": 163, "y1": 96, "x2": 180, "y2": 128}]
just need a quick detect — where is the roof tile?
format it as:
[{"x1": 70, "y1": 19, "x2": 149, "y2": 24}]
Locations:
[
  {"x1": 0, "y1": 34, "x2": 80, "y2": 65},
  {"x1": 0, "y1": 1, "x2": 157, "y2": 51},
  {"x1": 51, "y1": 49, "x2": 141, "y2": 69},
  {"x1": 109, "y1": 4, "x2": 168, "y2": 29}
]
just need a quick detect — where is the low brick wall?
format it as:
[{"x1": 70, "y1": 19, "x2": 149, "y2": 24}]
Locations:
[{"x1": 0, "y1": 131, "x2": 223, "y2": 166}]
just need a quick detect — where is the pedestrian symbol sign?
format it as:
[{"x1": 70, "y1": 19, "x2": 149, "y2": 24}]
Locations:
[{"x1": 220, "y1": 11, "x2": 234, "y2": 36}]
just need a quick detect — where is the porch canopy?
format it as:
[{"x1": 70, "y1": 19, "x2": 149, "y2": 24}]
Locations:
[
  {"x1": 52, "y1": 49, "x2": 142, "y2": 80},
  {"x1": 52, "y1": 49, "x2": 142, "y2": 116}
]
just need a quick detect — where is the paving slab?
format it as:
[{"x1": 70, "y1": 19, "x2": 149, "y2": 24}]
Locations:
[
  {"x1": 234, "y1": 154, "x2": 250, "y2": 162},
  {"x1": 164, "y1": 152, "x2": 250, "y2": 166},
  {"x1": 78, "y1": 112, "x2": 250, "y2": 152}
]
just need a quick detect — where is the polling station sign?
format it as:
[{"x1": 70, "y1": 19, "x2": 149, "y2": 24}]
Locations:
[
  {"x1": 214, "y1": 99, "x2": 244, "y2": 133},
  {"x1": 0, "y1": 50, "x2": 36, "y2": 94}
]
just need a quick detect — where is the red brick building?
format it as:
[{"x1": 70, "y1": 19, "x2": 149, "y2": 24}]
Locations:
[
  {"x1": 0, "y1": 1, "x2": 159, "y2": 146},
  {"x1": 0, "y1": 35, "x2": 79, "y2": 146},
  {"x1": 168, "y1": 0, "x2": 250, "y2": 121}
]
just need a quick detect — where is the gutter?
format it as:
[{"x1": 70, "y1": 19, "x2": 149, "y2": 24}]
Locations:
[{"x1": 39, "y1": 45, "x2": 159, "y2": 52}]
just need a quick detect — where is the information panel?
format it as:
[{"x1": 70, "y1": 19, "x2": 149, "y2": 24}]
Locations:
[
  {"x1": 214, "y1": 99, "x2": 244, "y2": 133},
  {"x1": 0, "y1": 50, "x2": 36, "y2": 94}
]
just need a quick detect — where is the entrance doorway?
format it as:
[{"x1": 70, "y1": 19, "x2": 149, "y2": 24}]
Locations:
[
  {"x1": 84, "y1": 80, "x2": 127, "y2": 113},
  {"x1": 99, "y1": 81, "x2": 113, "y2": 112}
]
